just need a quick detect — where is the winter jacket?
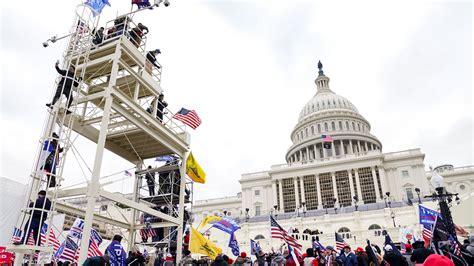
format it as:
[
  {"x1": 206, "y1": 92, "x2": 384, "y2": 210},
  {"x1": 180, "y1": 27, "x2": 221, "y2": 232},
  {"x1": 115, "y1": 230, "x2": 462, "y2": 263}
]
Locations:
[
  {"x1": 467, "y1": 235, "x2": 474, "y2": 255},
  {"x1": 338, "y1": 252, "x2": 358, "y2": 266},
  {"x1": 410, "y1": 247, "x2": 434, "y2": 264},
  {"x1": 234, "y1": 257, "x2": 252, "y2": 266},
  {"x1": 55, "y1": 65, "x2": 79, "y2": 91},
  {"x1": 211, "y1": 256, "x2": 228, "y2": 266},
  {"x1": 383, "y1": 251, "x2": 407, "y2": 266},
  {"x1": 270, "y1": 255, "x2": 286, "y2": 266}
]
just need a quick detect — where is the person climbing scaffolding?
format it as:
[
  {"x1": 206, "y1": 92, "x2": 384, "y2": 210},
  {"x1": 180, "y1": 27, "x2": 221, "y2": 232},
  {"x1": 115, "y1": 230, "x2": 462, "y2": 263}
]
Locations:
[{"x1": 46, "y1": 60, "x2": 81, "y2": 114}]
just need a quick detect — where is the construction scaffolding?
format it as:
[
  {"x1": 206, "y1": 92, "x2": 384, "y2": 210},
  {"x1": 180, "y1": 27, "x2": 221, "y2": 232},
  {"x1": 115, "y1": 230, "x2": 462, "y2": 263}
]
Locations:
[{"x1": 7, "y1": 3, "x2": 193, "y2": 265}]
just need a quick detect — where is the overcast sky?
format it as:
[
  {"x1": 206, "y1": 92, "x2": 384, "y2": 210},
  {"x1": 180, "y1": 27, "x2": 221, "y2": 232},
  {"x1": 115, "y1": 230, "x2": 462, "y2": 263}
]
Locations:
[{"x1": 0, "y1": 1, "x2": 472, "y2": 201}]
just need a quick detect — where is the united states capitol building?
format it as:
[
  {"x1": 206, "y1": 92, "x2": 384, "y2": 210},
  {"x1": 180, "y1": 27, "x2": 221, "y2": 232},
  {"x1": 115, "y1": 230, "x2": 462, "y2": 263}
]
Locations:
[{"x1": 192, "y1": 63, "x2": 474, "y2": 252}]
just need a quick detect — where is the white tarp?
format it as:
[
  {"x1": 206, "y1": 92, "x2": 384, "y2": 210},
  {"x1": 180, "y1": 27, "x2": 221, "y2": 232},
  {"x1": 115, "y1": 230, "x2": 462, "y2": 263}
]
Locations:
[{"x1": 0, "y1": 177, "x2": 27, "y2": 246}]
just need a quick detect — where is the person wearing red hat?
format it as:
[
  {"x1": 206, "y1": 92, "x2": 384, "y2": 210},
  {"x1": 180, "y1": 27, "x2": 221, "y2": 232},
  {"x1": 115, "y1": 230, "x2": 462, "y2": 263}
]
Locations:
[
  {"x1": 355, "y1": 247, "x2": 369, "y2": 266},
  {"x1": 422, "y1": 254, "x2": 455, "y2": 266}
]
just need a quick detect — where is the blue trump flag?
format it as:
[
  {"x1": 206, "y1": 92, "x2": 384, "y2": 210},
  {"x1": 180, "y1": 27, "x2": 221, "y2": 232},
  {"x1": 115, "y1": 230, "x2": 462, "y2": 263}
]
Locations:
[
  {"x1": 212, "y1": 217, "x2": 240, "y2": 235},
  {"x1": 85, "y1": 0, "x2": 111, "y2": 16},
  {"x1": 419, "y1": 205, "x2": 439, "y2": 226},
  {"x1": 250, "y1": 239, "x2": 262, "y2": 255},
  {"x1": 228, "y1": 233, "x2": 240, "y2": 256}
]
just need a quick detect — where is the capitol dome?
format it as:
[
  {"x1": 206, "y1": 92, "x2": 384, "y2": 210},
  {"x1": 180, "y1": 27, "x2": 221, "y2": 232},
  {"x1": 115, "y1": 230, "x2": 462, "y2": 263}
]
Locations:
[{"x1": 286, "y1": 61, "x2": 382, "y2": 163}]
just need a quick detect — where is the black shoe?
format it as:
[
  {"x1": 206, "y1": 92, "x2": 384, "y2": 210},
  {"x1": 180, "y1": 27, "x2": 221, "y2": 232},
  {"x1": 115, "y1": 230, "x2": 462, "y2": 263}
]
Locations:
[
  {"x1": 66, "y1": 110, "x2": 72, "y2": 115},
  {"x1": 46, "y1": 103, "x2": 53, "y2": 109}
]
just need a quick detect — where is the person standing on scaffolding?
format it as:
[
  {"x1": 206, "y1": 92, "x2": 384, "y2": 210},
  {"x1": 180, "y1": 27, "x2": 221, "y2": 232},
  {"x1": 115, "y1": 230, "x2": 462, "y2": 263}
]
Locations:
[
  {"x1": 40, "y1": 132, "x2": 63, "y2": 188},
  {"x1": 14, "y1": 190, "x2": 52, "y2": 245},
  {"x1": 46, "y1": 60, "x2": 81, "y2": 114},
  {"x1": 145, "y1": 165, "x2": 155, "y2": 196},
  {"x1": 145, "y1": 49, "x2": 161, "y2": 74}
]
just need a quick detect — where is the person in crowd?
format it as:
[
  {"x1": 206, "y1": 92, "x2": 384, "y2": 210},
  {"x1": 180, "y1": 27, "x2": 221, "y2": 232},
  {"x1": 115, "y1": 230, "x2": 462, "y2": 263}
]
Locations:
[
  {"x1": 145, "y1": 165, "x2": 155, "y2": 196},
  {"x1": 106, "y1": 235, "x2": 127, "y2": 266},
  {"x1": 315, "y1": 248, "x2": 326, "y2": 265},
  {"x1": 270, "y1": 251, "x2": 285, "y2": 266},
  {"x1": 15, "y1": 190, "x2": 52, "y2": 245},
  {"x1": 255, "y1": 250, "x2": 267, "y2": 266},
  {"x1": 46, "y1": 61, "x2": 81, "y2": 114},
  {"x1": 40, "y1": 132, "x2": 63, "y2": 188},
  {"x1": 303, "y1": 248, "x2": 318, "y2": 266},
  {"x1": 325, "y1": 246, "x2": 339, "y2": 266},
  {"x1": 92, "y1": 27, "x2": 105, "y2": 45},
  {"x1": 403, "y1": 244, "x2": 414, "y2": 266},
  {"x1": 82, "y1": 255, "x2": 110, "y2": 266},
  {"x1": 162, "y1": 254, "x2": 174, "y2": 266},
  {"x1": 127, "y1": 246, "x2": 146, "y2": 266},
  {"x1": 338, "y1": 245, "x2": 358, "y2": 266},
  {"x1": 129, "y1": 22, "x2": 148, "y2": 48},
  {"x1": 211, "y1": 255, "x2": 228, "y2": 266},
  {"x1": 462, "y1": 239, "x2": 470, "y2": 250},
  {"x1": 147, "y1": 94, "x2": 168, "y2": 123},
  {"x1": 383, "y1": 245, "x2": 407, "y2": 266},
  {"x1": 466, "y1": 235, "x2": 474, "y2": 255},
  {"x1": 234, "y1": 252, "x2": 250, "y2": 266},
  {"x1": 146, "y1": 49, "x2": 161, "y2": 74},
  {"x1": 179, "y1": 250, "x2": 195, "y2": 266},
  {"x1": 410, "y1": 240, "x2": 434, "y2": 264},
  {"x1": 422, "y1": 254, "x2": 455, "y2": 266},
  {"x1": 355, "y1": 247, "x2": 369, "y2": 266}
]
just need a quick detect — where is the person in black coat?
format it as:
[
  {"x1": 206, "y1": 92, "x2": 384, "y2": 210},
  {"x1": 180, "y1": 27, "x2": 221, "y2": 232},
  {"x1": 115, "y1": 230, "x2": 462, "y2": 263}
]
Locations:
[
  {"x1": 383, "y1": 245, "x2": 408, "y2": 266},
  {"x1": 46, "y1": 61, "x2": 81, "y2": 114},
  {"x1": 17, "y1": 190, "x2": 52, "y2": 245},
  {"x1": 410, "y1": 241, "x2": 434, "y2": 264},
  {"x1": 145, "y1": 165, "x2": 155, "y2": 196}
]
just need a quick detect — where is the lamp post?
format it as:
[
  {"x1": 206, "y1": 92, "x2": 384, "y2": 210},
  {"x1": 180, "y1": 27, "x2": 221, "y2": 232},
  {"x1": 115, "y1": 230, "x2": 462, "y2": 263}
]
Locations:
[
  {"x1": 415, "y1": 188, "x2": 421, "y2": 204},
  {"x1": 245, "y1": 208, "x2": 250, "y2": 222},
  {"x1": 425, "y1": 172, "x2": 459, "y2": 239},
  {"x1": 353, "y1": 196, "x2": 359, "y2": 211},
  {"x1": 333, "y1": 198, "x2": 338, "y2": 214},
  {"x1": 325, "y1": 198, "x2": 329, "y2": 214},
  {"x1": 301, "y1": 202, "x2": 306, "y2": 217},
  {"x1": 390, "y1": 211, "x2": 396, "y2": 227},
  {"x1": 274, "y1": 205, "x2": 278, "y2": 219}
]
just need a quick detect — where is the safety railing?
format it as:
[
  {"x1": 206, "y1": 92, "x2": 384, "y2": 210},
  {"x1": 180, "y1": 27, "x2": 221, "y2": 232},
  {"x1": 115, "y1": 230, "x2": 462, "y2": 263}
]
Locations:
[{"x1": 102, "y1": 16, "x2": 148, "y2": 56}]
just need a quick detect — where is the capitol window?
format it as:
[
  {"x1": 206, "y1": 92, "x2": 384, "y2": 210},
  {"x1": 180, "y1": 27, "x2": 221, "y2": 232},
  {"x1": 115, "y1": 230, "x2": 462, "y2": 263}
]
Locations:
[
  {"x1": 317, "y1": 124, "x2": 321, "y2": 133},
  {"x1": 255, "y1": 205, "x2": 261, "y2": 216},
  {"x1": 338, "y1": 121, "x2": 342, "y2": 130},
  {"x1": 255, "y1": 190, "x2": 260, "y2": 196},
  {"x1": 338, "y1": 227, "x2": 352, "y2": 239},
  {"x1": 345, "y1": 121, "x2": 349, "y2": 130},
  {"x1": 324, "y1": 123, "x2": 328, "y2": 131},
  {"x1": 331, "y1": 121, "x2": 335, "y2": 131},
  {"x1": 402, "y1": 170, "x2": 409, "y2": 177},
  {"x1": 368, "y1": 224, "x2": 382, "y2": 236},
  {"x1": 311, "y1": 126, "x2": 314, "y2": 135}
]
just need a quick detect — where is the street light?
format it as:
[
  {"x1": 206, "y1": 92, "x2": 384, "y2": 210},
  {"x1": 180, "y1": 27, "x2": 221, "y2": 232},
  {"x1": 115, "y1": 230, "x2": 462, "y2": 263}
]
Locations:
[
  {"x1": 274, "y1": 205, "x2": 278, "y2": 218},
  {"x1": 333, "y1": 198, "x2": 338, "y2": 214},
  {"x1": 390, "y1": 211, "x2": 396, "y2": 227},
  {"x1": 425, "y1": 172, "x2": 459, "y2": 239},
  {"x1": 415, "y1": 188, "x2": 421, "y2": 204},
  {"x1": 301, "y1": 202, "x2": 306, "y2": 217},
  {"x1": 245, "y1": 208, "x2": 250, "y2": 222},
  {"x1": 353, "y1": 195, "x2": 359, "y2": 211}
]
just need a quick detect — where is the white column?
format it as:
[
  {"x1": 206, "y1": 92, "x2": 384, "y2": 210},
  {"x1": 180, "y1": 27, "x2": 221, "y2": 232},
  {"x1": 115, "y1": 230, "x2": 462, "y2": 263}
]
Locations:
[
  {"x1": 355, "y1": 169, "x2": 363, "y2": 202},
  {"x1": 278, "y1": 179, "x2": 284, "y2": 212},
  {"x1": 340, "y1": 140, "x2": 344, "y2": 155},
  {"x1": 372, "y1": 143, "x2": 375, "y2": 150},
  {"x1": 314, "y1": 144, "x2": 319, "y2": 159},
  {"x1": 349, "y1": 140, "x2": 354, "y2": 154},
  {"x1": 300, "y1": 177, "x2": 306, "y2": 204},
  {"x1": 294, "y1": 177, "x2": 300, "y2": 207},
  {"x1": 299, "y1": 150, "x2": 303, "y2": 161},
  {"x1": 348, "y1": 170, "x2": 355, "y2": 201},
  {"x1": 272, "y1": 181, "x2": 277, "y2": 207},
  {"x1": 357, "y1": 140, "x2": 362, "y2": 154},
  {"x1": 306, "y1": 147, "x2": 310, "y2": 160},
  {"x1": 331, "y1": 141, "x2": 336, "y2": 157},
  {"x1": 371, "y1": 167, "x2": 381, "y2": 200},
  {"x1": 316, "y1": 175, "x2": 323, "y2": 209},
  {"x1": 364, "y1": 141, "x2": 369, "y2": 152},
  {"x1": 378, "y1": 166, "x2": 388, "y2": 196},
  {"x1": 331, "y1": 172, "x2": 338, "y2": 200},
  {"x1": 323, "y1": 145, "x2": 328, "y2": 158}
]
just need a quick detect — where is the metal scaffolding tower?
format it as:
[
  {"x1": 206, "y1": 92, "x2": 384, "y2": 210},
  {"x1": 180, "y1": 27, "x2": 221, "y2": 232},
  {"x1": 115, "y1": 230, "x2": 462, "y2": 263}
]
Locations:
[{"x1": 8, "y1": 3, "x2": 192, "y2": 265}]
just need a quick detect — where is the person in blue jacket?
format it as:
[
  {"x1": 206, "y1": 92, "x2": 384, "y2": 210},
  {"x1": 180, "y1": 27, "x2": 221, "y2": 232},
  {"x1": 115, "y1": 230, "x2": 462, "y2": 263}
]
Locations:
[
  {"x1": 106, "y1": 235, "x2": 127, "y2": 266},
  {"x1": 338, "y1": 245, "x2": 358, "y2": 266}
]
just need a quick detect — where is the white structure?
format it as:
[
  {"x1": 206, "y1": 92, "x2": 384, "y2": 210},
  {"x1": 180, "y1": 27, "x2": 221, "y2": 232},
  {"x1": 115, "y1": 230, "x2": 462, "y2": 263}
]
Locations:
[
  {"x1": 193, "y1": 62, "x2": 474, "y2": 253},
  {"x1": 8, "y1": 4, "x2": 193, "y2": 265}
]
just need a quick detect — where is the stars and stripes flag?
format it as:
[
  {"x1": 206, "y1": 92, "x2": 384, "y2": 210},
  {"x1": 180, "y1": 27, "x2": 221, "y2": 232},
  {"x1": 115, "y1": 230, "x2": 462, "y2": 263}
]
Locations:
[
  {"x1": 419, "y1": 205, "x2": 438, "y2": 247},
  {"x1": 173, "y1": 108, "x2": 202, "y2": 129},
  {"x1": 335, "y1": 232, "x2": 346, "y2": 251},
  {"x1": 322, "y1": 134, "x2": 333, "y2": 142},
  {"x1": 40, "y1": 223, "x2": 61, "y2": 252},
  {"x1": 270, "y1": 216, "x2": 302, "y2": 256},
  {"x1": 312, "y1": 239, "x2": 326, "y2": 251},
  {"x1": 140, "y1": 228, "x2": 157, "y2": 239},
  {"x1": 56, "y1": 237, "x2": 79, "y2": 262},
  {"x1": 11, "y1": 227, "x2": 22, "y2": 243}
]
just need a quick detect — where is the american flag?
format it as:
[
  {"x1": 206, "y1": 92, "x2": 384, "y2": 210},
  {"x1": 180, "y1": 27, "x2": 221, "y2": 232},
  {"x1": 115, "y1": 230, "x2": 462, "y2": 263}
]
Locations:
[
  {"x1": 270, "y1": 216, "x2": 302, "y2": 255},
  {"x1": 40, "y1": 224, "x2": 61, "y2": 252},
  {"x1": 57, "y1": 237, "x2": 79, "y2": 262},
  {"x1": 335, "y1": 232, "x2": 346, "y2": 251},
  {"x1": 312, "y1": 239, "x2": 326, "y2": 251},
  {"x1": 11, "y1": 227, "x2": 22, "y2": 243},
  {"x1": 124, "y1": 170, "x2": 133, "y2": 177},
  {"x1": 140, "y1": 228, "x2": 156, "y2": 239},
  {"x1": 27, "y1": 230, "x2": 36, "y2": 245},
  {"x1": 321, "y1": 134, "x2": 333, "y2": 142},
  {"x1": 422, "y1": 224, "x2": 433, "y2": 247},
  {"x1": 173, "y1": 108, "x2": 202, "y2": 129},
  {"x1": 449, "y1": 236, "x2": 461, "y2": 256},
  {"x1": 87, "y1": 239, "x2": 103, "y2": 257}
]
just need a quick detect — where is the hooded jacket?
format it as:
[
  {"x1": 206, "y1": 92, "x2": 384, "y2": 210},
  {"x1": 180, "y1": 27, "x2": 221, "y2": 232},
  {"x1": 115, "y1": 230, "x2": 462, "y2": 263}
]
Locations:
[{"x1": 466, "y1": 236, "x2": 474, "y2": 255}]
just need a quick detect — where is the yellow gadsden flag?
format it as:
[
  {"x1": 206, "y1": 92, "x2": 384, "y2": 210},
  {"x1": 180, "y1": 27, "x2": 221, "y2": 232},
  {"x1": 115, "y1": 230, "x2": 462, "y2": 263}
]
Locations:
[
  {"x1": 186, "y1": 152, "x2": 206, "y2": 184},
  {"x1": 197, "y1": 215, "x2": 222, "y2": 230},
  {"x1": 190, "y1": 227, "x2": 222, "y2": 259}
]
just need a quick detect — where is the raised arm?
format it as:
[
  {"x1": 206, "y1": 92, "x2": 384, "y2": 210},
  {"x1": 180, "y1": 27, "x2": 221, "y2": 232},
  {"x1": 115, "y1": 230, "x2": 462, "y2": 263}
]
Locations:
[{"x1": 55, "y1": 63, "x2": 66, "y2": 75}]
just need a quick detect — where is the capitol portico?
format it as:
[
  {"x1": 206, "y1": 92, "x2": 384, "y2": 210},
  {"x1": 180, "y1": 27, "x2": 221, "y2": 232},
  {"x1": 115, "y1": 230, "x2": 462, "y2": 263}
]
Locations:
[{"x1": 192, "y1": 62, "x2": 474, "y2": 253}]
